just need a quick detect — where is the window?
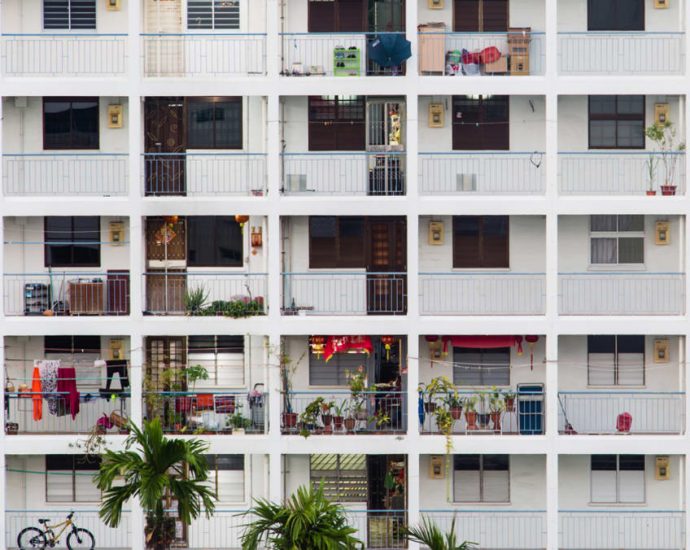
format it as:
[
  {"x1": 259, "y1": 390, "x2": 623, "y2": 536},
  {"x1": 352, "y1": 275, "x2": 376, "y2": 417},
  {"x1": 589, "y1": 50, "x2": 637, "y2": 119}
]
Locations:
[
  {"x1": 453, "y1": 455, "x2": 509, "y2": 502},
  {"x1": 188, "y1": 0, "x2": 240, "y2": 29},
  {"x1": 452, "y1": 95, "x2": 509, "y2": 151},
  {"x1": 589, "y1": 96, "x2": 645, "y2": 149},
  {"x1": 44, "y1": 98, "x2": 99, "y2": 150},
  {"x1": 46, "y1": 455, "x2": 101, "y2": 502},
  {"x1": 453, "y1": 347, "x2": 510, "y2": 386},
  {"x1": 187, "y1": 216, "x2": 243, "y2": 267},
  {"x1": 45, "y1": 335, "x2": 103, "y2": 391},
  {"x1": 591, "y1": 455, "x2": 645, "y2": 503},
  {"x1": 308, "y1": 96, "x2": 366, "y2": 151},
  {"x1": 44, "y1": 216, "x2": 101, "y2": 267},
  {"x1": 588, "y1": 335, "x2": 645, "y2": 386},
  {"x1": 309, "y1": 351, "x2": 366, "y2": 386},
  {"x1": 590, "y1": 215, "x2": 644, "y2": 265},
  {"x1": 454, "y1": 0, "x2": 508, "y2": 32},
  {"x1": 187, "y1": 98, "x2": 242, "y2": 149},
  {"x1": 453, "y1": 216, "x2": 509, "y2": 268},
  {"x1": 206, "y1": 455, "x2": 245, "y2": 502},
  {"x1": 188, "y1": 336, "x2": 244, "y2": 387},
  {"x1": 308, "y1": 0, "x2": 366, "y2": 32},
  {"x1": 310, "y1": 454, "x2": 368, "y2": 502},
  {"x1": 44, "y1": 0, "x2": 96, "y2": 30},
  {"x1": 309, "y1": 217, "x2": 366, "y2": 268},
  {"x1": 588, "y1": 0, "x2": 643, "y2": 31}
]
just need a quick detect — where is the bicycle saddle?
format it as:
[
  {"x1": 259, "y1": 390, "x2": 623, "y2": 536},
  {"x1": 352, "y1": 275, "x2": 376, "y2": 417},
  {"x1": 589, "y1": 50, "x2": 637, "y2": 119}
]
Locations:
[{"x1": 37, "y1": 518, "x2": 50, "y2": 524}]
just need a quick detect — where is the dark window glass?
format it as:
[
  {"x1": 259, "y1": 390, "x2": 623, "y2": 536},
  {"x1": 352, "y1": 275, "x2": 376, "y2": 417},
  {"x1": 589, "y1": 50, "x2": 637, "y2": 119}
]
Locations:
[
  {"x1": 45, "y1": 216, "x2": 100, "y2": 267},
  {"x1": 309, "y1": 351, "x2": 365, "y2": 386},
  {"x1": 187, "y1": 98, "x2": 242, "y2": 149},
  {"x1": 454, "y1": 0, "x2": 507, "y2": 32},
  {"x1": 205, "y1": 455, "x2": 244, "y2": 470},
  {"x1": 44, "y1": 98, "x2": 99, "y2": 150},
  {"x1": 588, "y1": 335, "x2": 616, "y2": 354},
  {"x1": 591, "y1": 455, "x2": 618, "y2": 471},
  {"x1": 308, "y1": 0, "x2": 365, "y2": 32},
  {"x1": 45, "y1": 335, "x2": 101, "y2": 354},
  {"x1": 589, "y1": 96, "x2": 645, "y2": 149},
  {"x1": 44, "y1": 0, "x2": 96, "y2": 29},
  {"x1": 452, "y1": 95, "x2": 509, "y2": 150},
  {"x1": 588, "y1": 0, "x2": 644, "y2": 31},
  {"x1": 309, "y1": 217, "x2": 365, "y2": 268},
  {"x1": 454, "y1": 454, "x2": 481, "y2": 470},
  {"x1": 187, "y1": 0, "x2": 240, "y2": 29},
  {"x1": 188, "y1": 335, "x2": 244, "y2": 354},
  {"x1": 187, "y1": 216, "x2": 243, "y2": 267},
  {"x1": 308, "y1": 96, "x2": 366, "y2": 151},
  {"x1": 619, "y1": 455, "x2": 645, "y2": 471},
  {"x1": 482, "y1": 455, "x2": 509, "y2": 471},
  {"x1": 453, "y1": 216, "x2": 509, "y2": 268}
]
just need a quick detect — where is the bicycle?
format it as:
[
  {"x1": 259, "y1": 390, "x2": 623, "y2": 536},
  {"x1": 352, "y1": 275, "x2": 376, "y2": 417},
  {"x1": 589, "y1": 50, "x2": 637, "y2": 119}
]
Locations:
[{"x1": 17, "y1": 511, "x2": 95, "y2": 549}]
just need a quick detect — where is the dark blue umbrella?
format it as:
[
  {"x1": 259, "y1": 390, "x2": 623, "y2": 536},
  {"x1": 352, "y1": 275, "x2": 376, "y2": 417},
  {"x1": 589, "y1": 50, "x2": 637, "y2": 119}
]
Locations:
[
  {"x1": 367, "y1": 34, "x2": 412, "y2": 68},
  {"x1": 418, "y1": 391, "x2": 425, "y2": 426}
]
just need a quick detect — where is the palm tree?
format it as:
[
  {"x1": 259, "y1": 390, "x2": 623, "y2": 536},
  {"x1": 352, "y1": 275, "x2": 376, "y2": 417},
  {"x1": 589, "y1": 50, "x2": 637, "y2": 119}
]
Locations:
[
  {"x1": 240, "y1": 484, "x2": 364, "y2": 549},
  {"x1": 405, "y1": 516, "x2": 478, "y2": 550},
  {"x1": 95, "y1": 419, "x2": 217, "y2": 549}
]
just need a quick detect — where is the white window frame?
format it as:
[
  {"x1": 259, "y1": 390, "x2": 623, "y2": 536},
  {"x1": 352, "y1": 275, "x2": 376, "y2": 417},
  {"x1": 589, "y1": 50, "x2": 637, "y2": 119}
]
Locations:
[
  {"x1": 453, "y1": 454, "x2": 510, "y2": 504},
  {"x1": 590, "y1": 455, "x2": 646, "y2": 504},
  {"x1": 187, "y1": 335, "x2": 246, "y2": 389},
  {"x1": 45, "y1": 456, "x2": 101, "y2": 503},
  {"x1": 589, "y1": 215, "x2": 645, "y2": 268},
  {"x1": 206, "y1": 454, "x2": 249, "y2": 505},
  {"x1": 587, "y1": 335, "x2": 645, "y2": 387}
]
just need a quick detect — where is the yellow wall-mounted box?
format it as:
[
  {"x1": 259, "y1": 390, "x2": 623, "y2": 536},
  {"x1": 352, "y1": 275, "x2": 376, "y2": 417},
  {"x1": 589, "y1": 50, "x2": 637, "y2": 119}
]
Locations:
[
  {"x1": 655, "y1": 0, "x2": 669, "y2": 8},
  {"x1": 429, "y1": 456, "x2": 445, "y2": 479},
  {"x1": 655, "y1": 103, "x2": 669, "y2": 126},
  {"x1": 428, "y1": 103, "x2": 444, "y2": 128},
  {"x1": 428, "y1": 221, "x2": 444, "y2": 245},
  {"x1": 109, "y1": 221, "x2": 125, "y2": 245},
  {"x1": 428, "y1": 0, "x2": 444, "y2": 8},
  {"x1": 654, "y1": 339, "x2": 670, "y2": 363},
  {"x1": 656, "y1": 221, "x2": 670, "y2": 245},
  {"x1": 656, "y1": 456, "x2": 670, "y2": 480},
  {"x1": 110, "y1": 339, "x2": 123, "y2": 360},
  {"x1": 106, "y1": 0, "x2": 121, "y2": 11},
  {"x1": 108, "y1": 104, "x2": 124, "y2": 128}
]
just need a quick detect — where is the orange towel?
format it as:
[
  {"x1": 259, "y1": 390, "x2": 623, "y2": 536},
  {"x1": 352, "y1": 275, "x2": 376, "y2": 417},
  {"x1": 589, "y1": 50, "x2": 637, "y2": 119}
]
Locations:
[{"x1": 31, "y1": 367, "x2": 42, "y2": 421}]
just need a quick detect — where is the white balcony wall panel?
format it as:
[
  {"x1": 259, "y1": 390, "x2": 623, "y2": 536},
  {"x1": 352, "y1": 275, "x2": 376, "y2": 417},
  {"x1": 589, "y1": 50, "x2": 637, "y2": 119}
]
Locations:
[
  {"x1": 2, "y1": 0, "x2": 129, "y2": 34},
  {"x1": 418, "y1": 0, "x2": 545, "y2": 30},
  {"x1": 558, "y1": 0, "x2": 683, "y2": 32}
]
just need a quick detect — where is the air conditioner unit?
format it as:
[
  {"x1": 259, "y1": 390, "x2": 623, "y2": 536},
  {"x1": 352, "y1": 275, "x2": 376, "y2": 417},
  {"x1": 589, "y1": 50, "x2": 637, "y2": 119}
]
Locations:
[
  {"x1": 286, "y1": 174, "x2": 307, "y2": 192},
  {"x1": 456, "y1": 173, "x2": 477, "y2": 192}
]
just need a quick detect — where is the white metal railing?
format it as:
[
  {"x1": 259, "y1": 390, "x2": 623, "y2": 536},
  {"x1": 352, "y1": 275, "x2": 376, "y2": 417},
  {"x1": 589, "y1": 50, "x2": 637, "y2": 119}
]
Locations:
[
  {"x1": 187, "y1": 510, "x2": 250, "y2": 549},
  {"x1": 142, "y1": 153, "x2": 267, "y2": 196},
  {"x1": 417, "y1": 31, "x2": 545, "y2": 76},
  {"x1": 558, "y1": 391, "x2": 685, "y2": 435},
  {"x1": 142, "y1": 33, "x2": 266, "y2": 77},
  {"x1": 421, "y1": 510, "x2": 547, "y2": 549},
  {"x1": 419, "y1": 152, "x2": 545, "y2": 195},
  {"x1": 3, "y1": 154, "x2": 128, "y2": 197},
  {"x1": 281, "y1": 152, "x2": 406, "y2": 195},
  {"x1": 1, "y1": 34, "x2": 127, "y2": 77},
  {"x1": 559, "y1": 510, "x2": 685, "y2": 549},
  {"x1": 282, "y1": 272, "x2": 407, "y2": 315},
  {"x1": 419, "y1": 273, "x2": 546, "y2": 315},
  {"x1": 559, "y1": 273, "x2": 685, "y2": 315},
  {"x1": 558, "y1": 32, "x2": 686, "y2": 75},
  {"x1": 6, "y1": 509, "x2": 131, "y2": 549},
  {"x1": 559, "y1": 152, "x2": 686, "y2": 195}
]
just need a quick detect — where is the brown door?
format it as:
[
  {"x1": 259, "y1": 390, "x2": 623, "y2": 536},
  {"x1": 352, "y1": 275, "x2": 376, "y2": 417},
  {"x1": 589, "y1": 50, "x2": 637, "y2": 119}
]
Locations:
[
  {"x1": 144, "y1": 336, "x2": 187, "y2": 430},
  {"x1": 145, "y1": 269, "x2": 187, "y2": 314},
  {"x1": 145, "y1": 97, "x2": 186, "y2": 196},
  {"x1": 107, "y1": 270, "x2": 130, "y2": 315},
  {"x1": 367, "y1": 455, "x2": 407, "y2": 548},
  {"x1": 452, "y1": 95, "x2": 510, "y2": 150},
  {"x1": 454, "y1": 0, "x2": 508, "y2": 31},
  {"x1": 367, "y1": 218, "x2": 406, "y2": 315}
]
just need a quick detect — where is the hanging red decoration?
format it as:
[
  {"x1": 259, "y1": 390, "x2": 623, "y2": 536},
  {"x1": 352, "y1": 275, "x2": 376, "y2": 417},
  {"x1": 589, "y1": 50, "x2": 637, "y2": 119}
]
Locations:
[
  {"x1": 515, "y1": 335, "x2": 524, "y2": 356},
  {"x1": 323, "y1": 336, "x2": 373, "y2": 362},
  {"x1": 380, "y1": 336, "x2": 396, "y2": 360},
  {"x1": 525, "y1": 335, "x2": 539, "y2": 370}
]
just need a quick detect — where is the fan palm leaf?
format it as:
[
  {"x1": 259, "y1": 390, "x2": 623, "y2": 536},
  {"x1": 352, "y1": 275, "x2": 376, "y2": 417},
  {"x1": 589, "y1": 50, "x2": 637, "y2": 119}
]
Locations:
[{"x1": 405, "y1": 516, "x2": 478, "y2": 550}]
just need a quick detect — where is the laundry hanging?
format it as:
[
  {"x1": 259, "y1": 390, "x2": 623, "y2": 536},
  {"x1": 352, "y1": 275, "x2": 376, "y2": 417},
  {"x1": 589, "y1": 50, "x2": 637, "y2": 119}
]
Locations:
[
  {"x1": 31, "y1": 366, "x2": 42, "y2": 421},
  {"x1": 56, "y1": 366, "x2": 80, "y2": 420},
  {"x1": 36, "y1": 359, "x2": 60, "y2": 416}
]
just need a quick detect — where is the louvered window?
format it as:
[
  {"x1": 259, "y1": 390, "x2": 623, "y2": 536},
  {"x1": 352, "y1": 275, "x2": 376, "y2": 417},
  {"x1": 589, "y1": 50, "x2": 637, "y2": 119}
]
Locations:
[
  {"x1": 591, "y1": 455, "x2": 645, "y2": 503},
  {"x1": 44, "y1": 0, "x2": 96, "y2": 30},
  {"x1": 188, "y1": 336, "x2": 245, "y2": 387},
  {"x1": 188, "y1": 0, "x2": 240, "y2": 29},
  {"x1": 46, "y1": 455, "x2": 101, "y2": 502},
  {"x1": 206, "y1": 455, "x2": 245, "y2": 503},
  {"x1": 453, "y1": 454, "x2": 509, "y2": 503},
  {"x1": 310, "y1": 454, "x2": 368, "y2": 502}
]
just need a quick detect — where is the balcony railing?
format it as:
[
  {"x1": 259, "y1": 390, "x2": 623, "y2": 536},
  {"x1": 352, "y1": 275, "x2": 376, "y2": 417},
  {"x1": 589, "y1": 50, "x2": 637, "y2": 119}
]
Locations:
[
  {"x1": 143, "y1": 153, "x2": 267, "y2": 196},
  {"x1": 6, "y1": 509, "x2": 131, "y2": 549},
  {"x1": 421, "y1": 510, "x2": 547, "y2": 549},
  {"x1": 559, "y1": 273, "x2": 686, "y2": 315},
  {"x1": 1, "y1": 34, "x2": 127, "y2": 77},
  {"x1": 282, "y1": 272, "x2": 407, "y2": 315},
  {"x1": 6, "y1": 391, "x2": 130, "y2": 435},
  {"x1": 186, "y1": 510, "x2": 252, "y2": 548},
  {"x1": 3, "y1": 153, "x2": 129, "y2": 197},
  {"x1": 416, "y1": 31, "x2": 545, "y2": 76},
  {"x1": 282, "y1": 391, "x2": 406, "y2": 435},
  {"x1": 419, "y1": 273, "x2": 546, "y2": 315},
  {"x1": 557, "y1": 391, "x2": 685, "y2": 435},
  {"x1": 5, "y1": 272, "x2": 130, "y2": 316},
  {"x1": 142, "y1": 33, "x2": 266, "y2": 77},
  {"x1": 344, "y1": 510, "x2": 407, "y2": 549},
  {"x1": 558, "y1": 32, "x2": 686, "y2": 75},
  {"x1": 559, "y1": 152, "x2": 686, "y2": 195},
  {"x1": 143, "y1": 391, "x2": 267, "y2": 435},
  {"x1": 142, "y1": 272, "x2": 267, "y2": 316},
  {"x1": 419, "y1": 152, "x2": 545, "y2": 195},
  {"x1": 281, "y1": 32, "x2": 406, "y2": 76},
  {"x1": 559, "y1": 510, "x2": 686, "y2": 549},
  {"x1": 420, "y1": 389, "x2": 544, "y2": 435},
  {"x1": 281, "y1": 152, "x2": 406, "y2": 196}
]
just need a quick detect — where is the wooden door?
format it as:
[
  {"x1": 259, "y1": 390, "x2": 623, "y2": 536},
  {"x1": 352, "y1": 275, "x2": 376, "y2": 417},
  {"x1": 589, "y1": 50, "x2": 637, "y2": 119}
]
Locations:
[
  {"x1": 145, "y1": 98, "x2": 186, "y2": 195},
  {"x1": 366, "y1": 218, "x2": 406, "y2": 315},
  {"x1": 144, "y1": 336, "x2": 187, "y2": 429},
  {"x1": 452, "y1": 95, "x2": 510, "y2": 150},
  {"x1": 107, "y1": 270, "x2": 130, "y2": 315},
  {"x1": 145, "y1": 269, "x2": 187, "y2": 314}
]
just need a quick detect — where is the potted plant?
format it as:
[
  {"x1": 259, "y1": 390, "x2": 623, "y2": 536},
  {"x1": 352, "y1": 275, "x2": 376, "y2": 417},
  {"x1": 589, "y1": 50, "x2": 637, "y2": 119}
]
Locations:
[
  {"x1": 504, "y1": 390, "x2": 516, "y2": 412},
  {"x1": 279, "y1": 349, "x2": 304, "y2": 431},
  {"x1": 332, "y1": 401, "x2": 347, "y2": 432},
  {"x1": 463, "y1": 396, "x2": 478, "y2": 430},
  {"x1": 186, "y1": 364, "x2": 209, "y2": 391},
  {"x1": 299, "y1": 396, "x2": 326, "y2": 438},
  {"x1": 427, "y1": 376, "x2": 457, "y2": 451},
  {"x1": 489, "y1": 387, "x2": 505, "y2": 433},
  {"x1": 320, "y1": 400, "x2": 335, "y2": 428},
  {"x1": 645, "y1": 153, "x2": 658, "y2": 195},
  {"x1": 344, "y1": 401, "x2": 359, "y2": 433},
  {"x1": 184, "y1": 286, "x2": 208, "y2": 315},
  {"x1": 227, "y1": 404, "x2": 252, "y2": 435},
  {"x1": 646, "y1": 121, "x2": 686, "y2": 196},
  {"x1": 444, "y1": 392, "x2": 463, "y2": 420}
]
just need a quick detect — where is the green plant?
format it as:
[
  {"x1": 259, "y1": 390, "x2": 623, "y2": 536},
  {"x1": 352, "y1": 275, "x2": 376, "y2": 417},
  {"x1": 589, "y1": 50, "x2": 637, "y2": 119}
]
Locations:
[
  {"x1": 489, "y1": 386, "x2": 505, "y2": 413},
  {"x1": 299, "y1": 397, "x2": 326, "y2": 438},
  {"x1": 463, "y1": 396, "x2": 478, "y2": 413},
  {"x1": 186, "y1": 364, "x2": 209, "y2": 391},
  {"x1": 372, "y1": 407, "x2": 391, "y2": 428},
  {"x1": 95, "y1": 419, "x2": 216, "y2": 550},
  {"x1": 444, "y1": 392, "x2": 463, "y2": 410},
  {"x1": 227, "y1": 405, "x2": 252, "y2": 431},
  {"x1": 646, "y1": 121, "x2": 686, "y2": 188},
  {"x1": 184, "y1": 286, "x2": 209, "y2": 315},
  {"x1": 346, "y1": 366, "x2": 367, "y2": 396},
  {"x1": 645, "y1": 153, "x2": 659, "y2": 192},
  {"x1": 405, "y1": 516, "x2": 478, "y2": 550},
  {"x1": 240, "y1": 484, "x2": 363, "y2": 550},
  {"x1": 333, "y1": 400, "x2": 349, "y2": 418}
]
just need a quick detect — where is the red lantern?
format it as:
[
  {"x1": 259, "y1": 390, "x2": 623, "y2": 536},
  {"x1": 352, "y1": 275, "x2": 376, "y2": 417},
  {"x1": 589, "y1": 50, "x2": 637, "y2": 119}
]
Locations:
[
  {"x1": 381, "y1": 336, "x2": 395, "y2": 360},
  {"x1": 310, "y1": 335, "x2": 326, "y2": 358},
  {"x1": 525, "y1": 335, "x2": 539, "y2": 370}
]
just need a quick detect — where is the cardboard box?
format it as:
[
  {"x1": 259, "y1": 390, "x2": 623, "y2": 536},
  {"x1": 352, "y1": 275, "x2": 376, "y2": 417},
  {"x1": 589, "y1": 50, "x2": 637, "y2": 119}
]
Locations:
[{"x1": 484, "y1": 56, "x2": 508, "y2": 74}]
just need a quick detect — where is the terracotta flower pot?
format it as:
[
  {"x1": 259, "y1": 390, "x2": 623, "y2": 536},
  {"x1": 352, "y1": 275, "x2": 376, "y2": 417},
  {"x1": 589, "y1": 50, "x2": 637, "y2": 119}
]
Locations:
[
  {"x1": 490, "y1": 411, "x2": 502, "y2": 432},
  {"x1": 322, "y1": 414, "x2": 333, "y2": 426},
  {"x1": 465, "y1": 410, "x2": 478, "y2": 430},
  {"x1": 282, "y1": 412, "x2": 298, "y2": 429},
  {"x1": 504, "y1": 397, "x2": 515, "y2": 412},
  {"x1": 450, "y1": 407, "x2": 463, "y2": 420},
  {"x1": 424, "y1": 402, "x2": 437, "y2": 414},
  {"x1": 344, "y1": 417, "x2": 357, "y2": 433},
  {"x1": 661, "y1": 185, "x2": 677, "y2": 196},
  {"x1": 646, "y1": 190, "x2": 657, "y2": 196},
  {"x1": 333, "y1": 416, "x2": 344, "y2": 430}
]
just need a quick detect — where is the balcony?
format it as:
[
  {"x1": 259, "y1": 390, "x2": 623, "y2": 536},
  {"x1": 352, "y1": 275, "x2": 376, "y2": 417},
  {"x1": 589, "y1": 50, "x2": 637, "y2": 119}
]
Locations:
[
  {"x1": 344, "y1": 510, "x2": 406, "y2": 549},
  {"x1": 1, "y1": 34, "x2": 128, "y2": 77},
  {"x1": 142, "y1": 272, "x2": 267, "y2": 316},
  {"x1": 558, "y1": 152, "x2": 686, "y2": 196},
  {"x1": 281, "y1": 152, "x2": 406, "y2": 196},
  {"x1": 2, "y1": 153, "x2": 129, "y2": 197},
  {"x1": 143, "y1": 391, "x2": 266, "y2": 435},
  {"x1": 282, "y1": 272, "x2": 407, "y2": 316},
  {"x1": 419, "y1": 152, "x2": 545, "y2": 195},
  {"x1": 419, "y1": 273, "x2": 546, "y2": 316},
  {"x1": 558, "y1": 273, "x2": 686, "y2": 315},
  {"x1": 143, "y1": 153, "x2": 267, "y2": 197},
  {"x1": 559, "y1": 510, "x2": 685, "y2": 549},
  {"x1": 281, "y1": 391, "x2": 406, "y2": 435},
  {"x1": 4, "y1": 272, "x2": 130, "y2": 317},
  {"x1": 558, "y1": 32, "x2": 685, "y2": 75},
  {"x1": 141, "y1": 33, "x2": 266, "y2": 77},
  {"x1": 6, "y1": 509, "x2": 131, "y2": 550},
  {"x1": 420, "y1": 510, "x2": 547, "y2": 549},
  {"x1": 280, "y1": 33, "x2": 406, "y2": 77},
  {"x1": 558, "y1": 391, "x2": 685, "y2": 435}
]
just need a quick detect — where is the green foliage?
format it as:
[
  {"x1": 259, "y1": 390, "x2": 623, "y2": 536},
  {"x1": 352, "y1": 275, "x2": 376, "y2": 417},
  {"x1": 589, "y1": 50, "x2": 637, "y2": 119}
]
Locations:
[
  {"x1": 184, "y1": 287, "x2": 209, "y2": 315},
  {"x1": 186, "y1": 364, "x2": 209, "y2": 389},
  {"x1": 227, "y1": 404, "x2": 253, "y2": 431},
  {"x1": 405, "y1": 516, "x2": 478, "y2": 550},
  {"x1": 240, "y1": 484, "x2": 363, "y2": 549}
]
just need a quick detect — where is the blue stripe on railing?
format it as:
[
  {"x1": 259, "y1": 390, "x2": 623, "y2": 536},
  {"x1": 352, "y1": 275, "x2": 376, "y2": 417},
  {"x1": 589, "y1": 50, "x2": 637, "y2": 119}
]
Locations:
[
  {"x1": 558, "y1": 390, "x2": 684, "y2": 395},
  {"x1": 559, "y1": 151, "x2": 685, "y2": 155},
  {"x1": 283, "y1": 271, "x2": 404, "y2": 275},
  {"x1": 421, "y1": 151, "x2": 544, "y2": 155},
  {"x1": 288, "y1": 390, "x2": 404, "y2": 395},
  {"x1": 2, "y1": 33, "x2": 128, "y2": 37},
  {"x1": 420, "y1": 271, "x2": 545, "y2": 275},
  {"x1": 145, "y1": 391, "x2": 258, "y2": 396},
  {"x1": 558, "y1": 31, "x2": 685, "y2": 36},
  {"x1": 560, "y1": 509, "x2": 684, "y2": 513},
  {"x1": 281, "y1": 151, "x2": 406, "y2": 156},
  {"x1": 140, "y1": 32, "x2": 266, "y2": 37},
  {"x1": 418, "y1": 31, "x2": 546, "y2": 36},
  {"x1": 5, "y1": 272, "x2": 122, "y2": 276},
  {"x1": 421, "y1": 508, "x2": 546, "y2": 513},
  {"x1": 558, "y1": 272, "x2": 683, "y2": 276},
  {"x1": 3, "y1": 153, "x2": 127, "y2": 157},
  {"x1": 143, "y1": 271, "x2": 268, "y2": 276},
  {"x1": 281, "y1": 32, "x2": 405, "y2": 36},
  {"x1": 142, "y1": 152, "x2": 266, "y2": 156}
]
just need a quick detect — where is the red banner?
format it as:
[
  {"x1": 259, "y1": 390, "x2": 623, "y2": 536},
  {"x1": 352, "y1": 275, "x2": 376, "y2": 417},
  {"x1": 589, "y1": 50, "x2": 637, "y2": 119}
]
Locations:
[{"x1": 324, "y1": 336, "x2": 374, "y2": 362}]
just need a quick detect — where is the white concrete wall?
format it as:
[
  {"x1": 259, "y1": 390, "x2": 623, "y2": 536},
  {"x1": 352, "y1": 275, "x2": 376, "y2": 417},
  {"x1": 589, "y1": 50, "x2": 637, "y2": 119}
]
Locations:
[
  {"x1": 2, "y1": 0, "x2": 129, "y2": 33},
  {"x1": 557, "y1": 0, "x2": 683, "y2": 32}
]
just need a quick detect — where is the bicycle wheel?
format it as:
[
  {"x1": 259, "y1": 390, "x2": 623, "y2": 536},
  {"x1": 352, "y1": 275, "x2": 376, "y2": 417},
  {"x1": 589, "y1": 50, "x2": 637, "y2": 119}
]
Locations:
[
  {"x1": 17, "y1": 527, "x2": 47, "y2": 549},
  {"x1": 66, "y1": 527, "x2": 95, "y2": 550}
]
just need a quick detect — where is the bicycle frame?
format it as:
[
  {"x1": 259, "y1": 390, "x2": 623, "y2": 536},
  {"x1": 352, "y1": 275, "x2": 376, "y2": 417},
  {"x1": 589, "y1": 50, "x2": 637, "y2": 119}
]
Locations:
[{"x1": 43, "y1": 517, "x2": 73, "y2": 544}]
